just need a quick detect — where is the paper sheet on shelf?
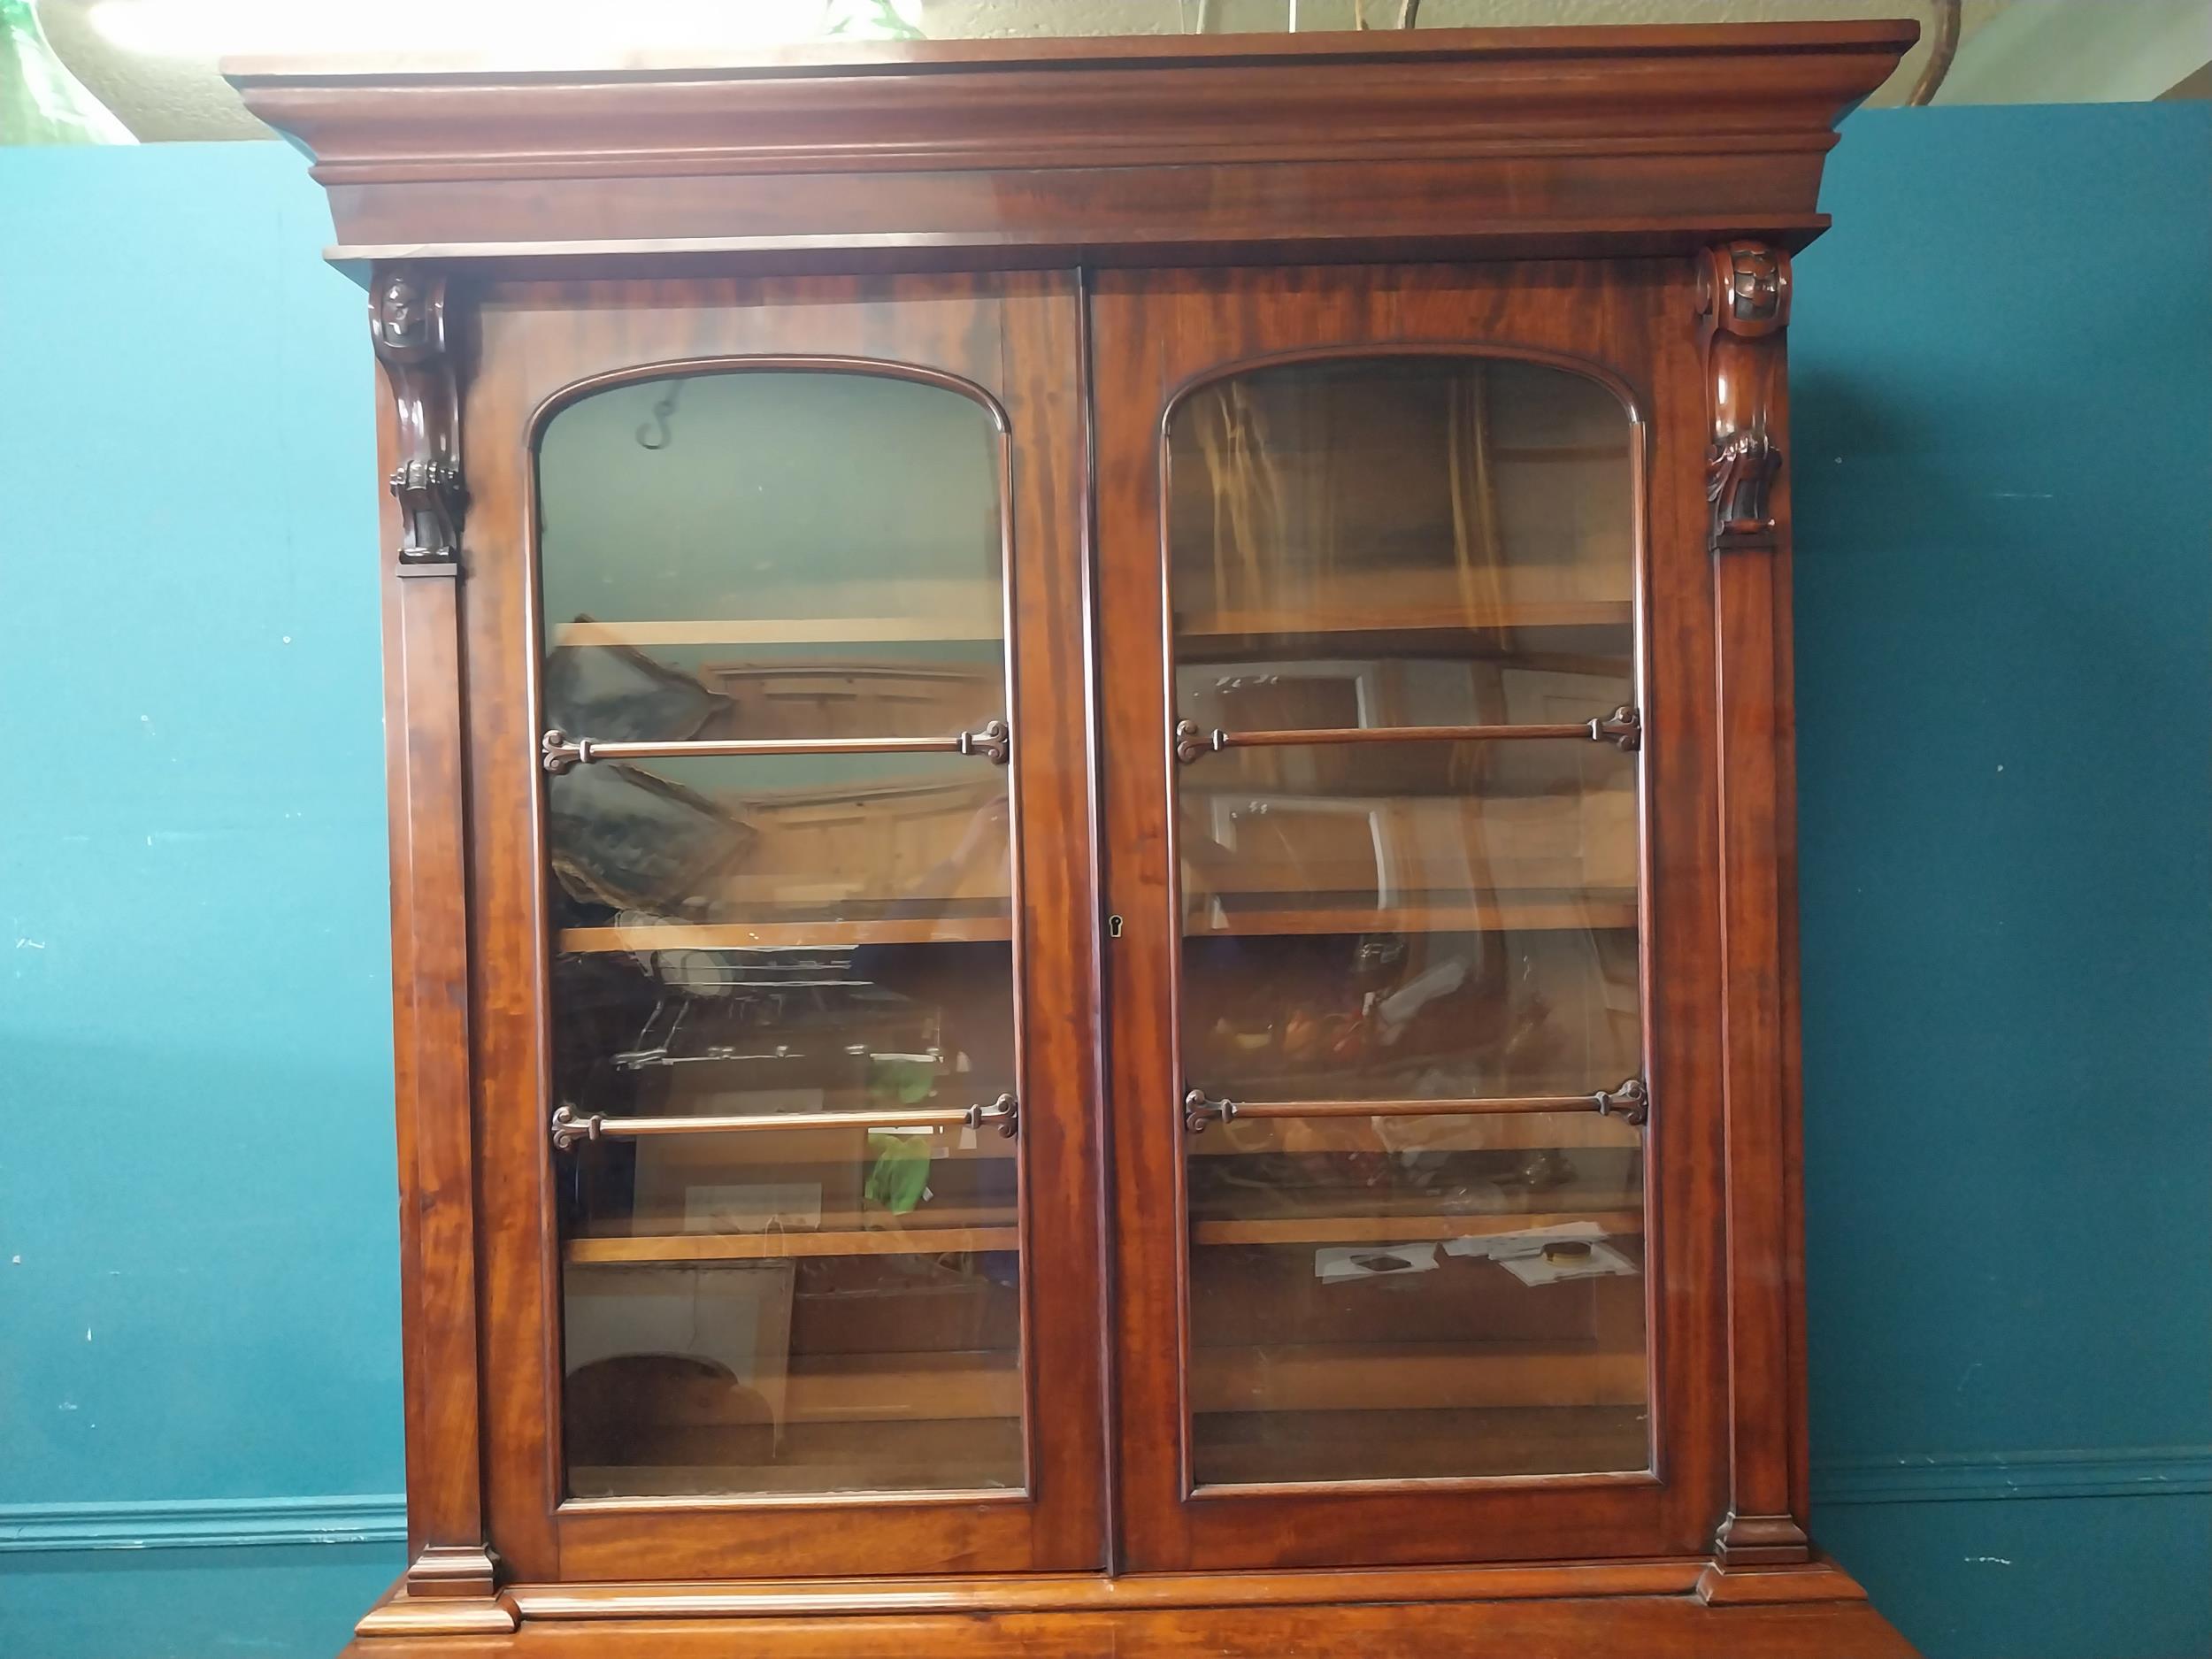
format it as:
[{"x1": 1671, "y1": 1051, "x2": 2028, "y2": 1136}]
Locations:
[
  {"x1": 1441, "y1": 1219, "x2": 1609, "y2": 1260},
  {"x1": 1314, "y1": 1242, "x2": 1440, "y2": 1283},
  {"x1": 1495, "y1": 1239, "x2": 1638, "y2": 1286}
]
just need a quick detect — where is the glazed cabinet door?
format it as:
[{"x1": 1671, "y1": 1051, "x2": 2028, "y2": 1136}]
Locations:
[
  {"x1": 463, "y1": 273, "x2": 1106, "y2": 1580},
  {"x1": 1092, "y1": 265, "x2": 1729, "y2": 1571}
]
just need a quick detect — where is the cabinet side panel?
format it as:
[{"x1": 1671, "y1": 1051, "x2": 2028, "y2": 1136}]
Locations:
[
  {"x1": 374, "y1": 372, "x2": 492, "y2": 1592},
  {"x1": 1700, "y1": 243, "x2": 1811, "y2": 1563}
]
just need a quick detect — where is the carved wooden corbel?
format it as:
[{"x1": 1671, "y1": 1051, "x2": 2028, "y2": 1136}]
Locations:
[
  {"x1": 370, "y1": 267, "x2": 466, "y2": 576},
  {"x1": 1696, "y1": 241, "x2": 1790, "y2": 554}
]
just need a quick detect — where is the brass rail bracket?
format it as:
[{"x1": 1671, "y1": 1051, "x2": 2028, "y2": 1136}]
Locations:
[
  {"x1": 1594, "y1": 1077, "x2": 1650, "y2": 1125},
  {"x1": 956, "y1": 718, "x2": 1012, "y2": 764},
  {"x1": 1184, "y1": 1089, "x2": 1237, "y2": 1133},
  {"x1": 968, "y1": 1093, "x2": 1019, "y2": 1138},
  {"x1": 1590, "y1": 705, "x2": 1641, "y2": 751},
  {"x1": 540, "y1": 729, "x2": 592, "y2": 774},
  {"x1": 549, "y1": 1104, "x2": 602, "y2": 1149},
  {"x1": 1173, "y1": 720, "x2": 1225, "y2": 764}
]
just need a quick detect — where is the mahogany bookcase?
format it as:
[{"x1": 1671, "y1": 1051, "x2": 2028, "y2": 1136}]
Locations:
[{"x1": 230, "y1": 20, "x2": 1920, "y2": 1655}]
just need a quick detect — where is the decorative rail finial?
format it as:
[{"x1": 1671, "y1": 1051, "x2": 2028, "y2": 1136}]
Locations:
[
  {"x1": 549, "y1": 1105, "x2": 602, "y2": 1149},
  {"x1": 1184, "y1": 1089, "x2": 1236, "y2": 1133}
]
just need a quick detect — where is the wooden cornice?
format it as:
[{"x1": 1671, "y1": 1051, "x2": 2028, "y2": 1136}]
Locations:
[{"x1": 227, "y1": 21, "x2": 1916, "y2": 274}]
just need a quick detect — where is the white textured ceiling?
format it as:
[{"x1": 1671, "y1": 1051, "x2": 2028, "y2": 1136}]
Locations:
[
  {"x1": 930, "y1": 2, "x2": 2002, "y2": 103},
  {"x1": 12, "y1": 0, "x2": 2052, "y2": 142}
]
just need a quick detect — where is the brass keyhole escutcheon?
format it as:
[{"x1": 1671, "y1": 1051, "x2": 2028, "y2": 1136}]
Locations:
[{"x1": 1107, "y1": 914, "x2": 1125, "y2": 938}]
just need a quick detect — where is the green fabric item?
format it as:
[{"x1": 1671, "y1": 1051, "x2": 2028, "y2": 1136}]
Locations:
[
  {"x1": 864, "y1": 1132, "x2": 932, "y2": 1216},
  {"x1": 867, "y1": 1055, "x2": 936, "y2": 1104}
]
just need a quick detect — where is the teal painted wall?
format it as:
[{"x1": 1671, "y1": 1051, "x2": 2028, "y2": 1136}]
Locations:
[
  {"x1": 0, "y1": 143, "x2": 407, "y2": 1658},
  {"x1": 1, "y1": 107, "x2": 2205, "y2": 1658},
  {"x1": 1793, "y1": 103, "x2": 2212, "y2": 1659}
]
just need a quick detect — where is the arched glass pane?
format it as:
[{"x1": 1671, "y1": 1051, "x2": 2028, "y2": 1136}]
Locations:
[
  {"x1": 538, "y1": 370, "x2": 1022, "y2": 1501},
  {"x1": 1167, "y1": 356, "x2": 1647, "y2": 1486}
]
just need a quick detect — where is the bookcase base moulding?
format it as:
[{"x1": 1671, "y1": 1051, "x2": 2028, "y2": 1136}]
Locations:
[
  {"x1": 353, "y1": 1560, "x2": 1908, "y2": 1655},
  {"x1": 229, "y1": 20, "x2": 1919, "y2": 1657}
]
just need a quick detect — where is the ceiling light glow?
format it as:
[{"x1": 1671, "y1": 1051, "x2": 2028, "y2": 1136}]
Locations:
[{"x1": 88, "y1": 0, "x2": 869, "y2": 59}]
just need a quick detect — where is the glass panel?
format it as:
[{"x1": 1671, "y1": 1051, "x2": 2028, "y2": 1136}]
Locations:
[
  {"x1": 1168, "y1": 356, "x2": 1647, "y2": 1486},
  {"x1": 540, "y1": 370, "x2": 1022, "y2": 1500},
  {"x1": 1187, "y1": 1110, "x2": 1646, "y2": 1485},
  {"x1": 1170, "y1": 357, "x2": 1633, "y2": 729},
  {"x1": 540, "y1": 371, "x2": 1004, "y2": 744}
]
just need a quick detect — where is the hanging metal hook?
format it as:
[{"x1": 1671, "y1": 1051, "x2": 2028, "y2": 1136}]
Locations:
[{"x1": 635, "y1": 379, "x2": 685, "y2": 450}]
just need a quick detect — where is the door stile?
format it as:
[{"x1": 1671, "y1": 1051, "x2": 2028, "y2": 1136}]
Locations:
[{"x1": 996, "y1": 273, "x2": 1115, "y2": 1568}]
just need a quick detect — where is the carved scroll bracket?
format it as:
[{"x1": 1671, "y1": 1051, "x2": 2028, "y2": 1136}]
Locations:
[
  {"x1": 1696, "y1": 242, "x2": 1790, "y2": 554},
  {"x1": 371, "y1": 267, "x2": 466, "y2": 577}
]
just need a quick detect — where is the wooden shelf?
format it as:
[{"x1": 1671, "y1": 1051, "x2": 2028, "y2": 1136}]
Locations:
[
  {"x1": 565, "y1": 1352, "x2": 1021, "y2": 1452},
  {"x1": 549, "y1": 583, "x2": 1624, "y2": 653},
  {"x1": 580, "y1": 1407, "x2": 1654, "y2": 1496},
  {"x1": 1190, "y1": 1340, "x2": 1645, "y2": 1414},
  {"x1": 568, "y1": 1221, "x2": 1017, "y2": 1264},
  {"x1": 555, "y1": 617, "x2": 999, "y2": 649},
  {"x1": 558, "y1": 915, "x2": 1011, "y2": 952},
  {"x1": 1190, "y1": 1165, "x2": 1640, "y2": 1236},
  {"x1": 1192, "y1": 1404, "x2": 1650, "y2": 1486},
  {"x1": 1188, "y1": 1111, "x2": 1640, "y2": 1156},
  {"x1": 552, "y1": 585, "x2": 1005, "y2": 651},
  {"x1": 783, "y1": 1348, "x2": 1019, "y2": 1422},
  {"x1": 559, "y1": 891, "x2": 1634, "y2": 953},
  {"x1": 554, "y1": 602, "x2": 1624, "y2": 652},
  {"x1": 1187, "y1": 890, "x2": 1637, "y2": 938},
  {"x1": 1187, "y1": 436, "x2": 1629, "y2": 460},
  {"x1": 1181, "y1": 595, "x2": 1631, "y2": 644},
  {"x1": 1191, "y1": 1207, "x2": 1640, "y2": 1248},
  {"x1": 568, "y1": 1417, "x2": 1024, "y2": 1499}
]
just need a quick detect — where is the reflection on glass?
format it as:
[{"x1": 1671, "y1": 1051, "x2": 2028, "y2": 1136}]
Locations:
[
  {"x1": 540, "y1": 369, "x2": 1005, "y2": 746},
  {"x1": 1188, "y1": 1110, "x2": 1647, "y2": 1485},
  {"x1": 539, "y1": 371, "x2": 1022, "y2": 1499},
  {"x1": 1170, "y1": 356, "x2": 1647, "y2": 1486},
  {"x1": 1170, "y1": 357, "x2": 1634, "y2": 725}
]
